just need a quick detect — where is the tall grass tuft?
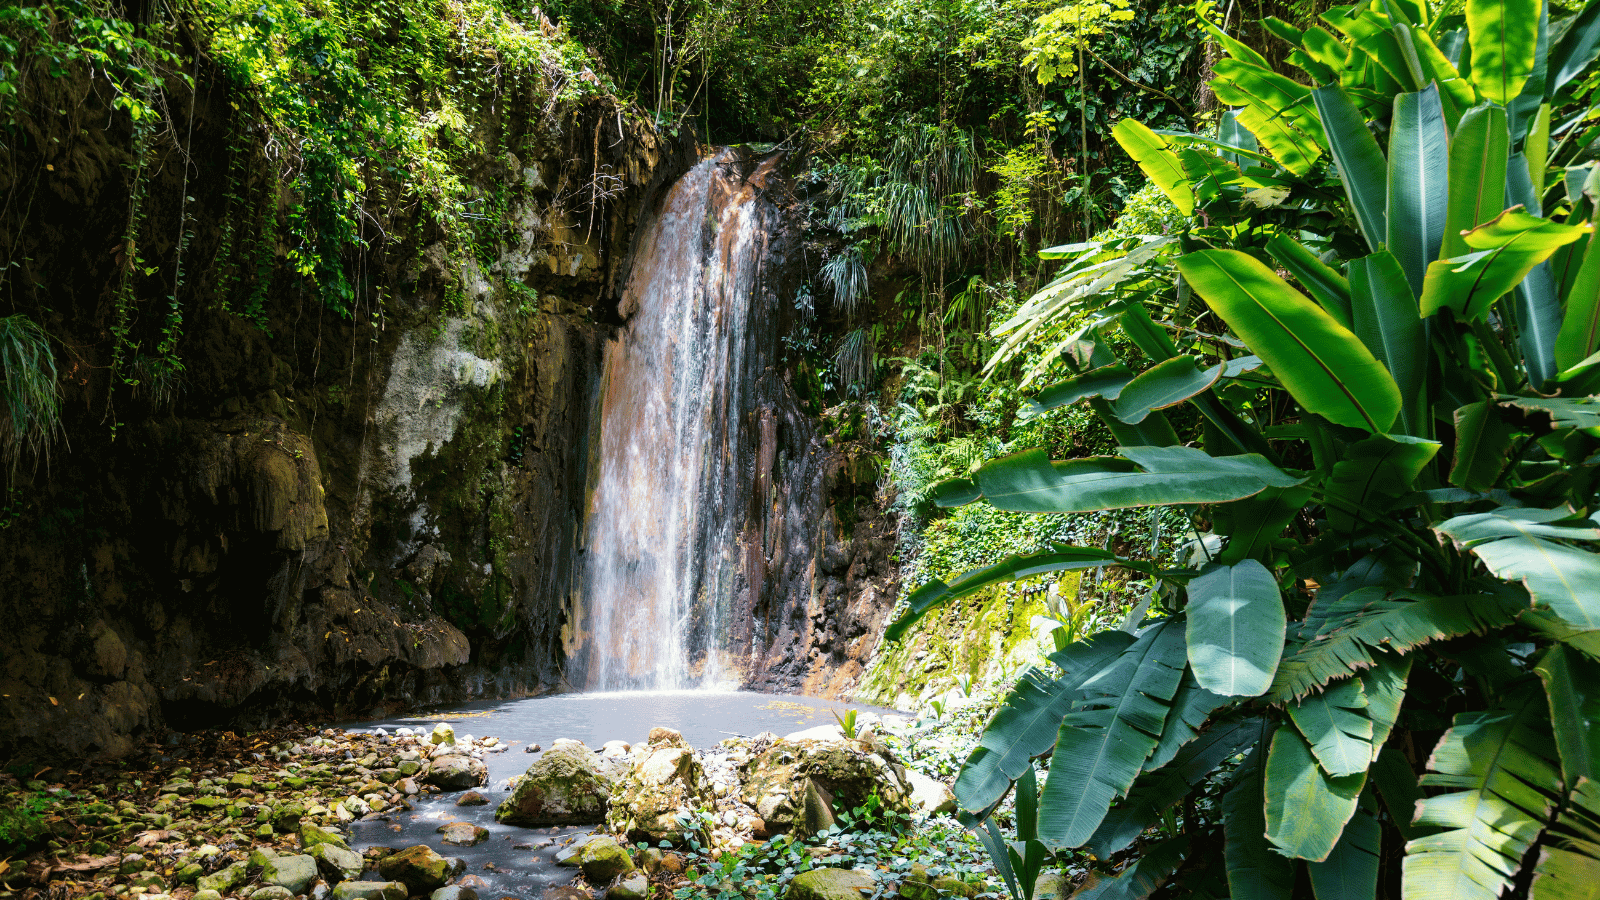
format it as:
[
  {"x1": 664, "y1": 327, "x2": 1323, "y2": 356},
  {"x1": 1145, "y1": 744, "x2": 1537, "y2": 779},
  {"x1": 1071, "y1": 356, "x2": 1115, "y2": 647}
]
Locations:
[
  {"x1": 821, "y1": 247, "x2": 868, "y2": 317},
  {"x1": 830, "y1": 125, "x2": 977, "y2": 270},
  {"x1": 0, "y1": 314, "x2": 61, "y2": 472},
  {"x1": 834, "y1": 327, "x2": 875, "y2": 393}
]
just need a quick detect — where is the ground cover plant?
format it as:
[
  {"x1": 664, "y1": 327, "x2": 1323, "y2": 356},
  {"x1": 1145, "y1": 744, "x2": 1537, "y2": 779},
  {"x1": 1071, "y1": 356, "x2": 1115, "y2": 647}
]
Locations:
[{"x1": 889, "y1": 0, "x2": 1600, "y2": 897}]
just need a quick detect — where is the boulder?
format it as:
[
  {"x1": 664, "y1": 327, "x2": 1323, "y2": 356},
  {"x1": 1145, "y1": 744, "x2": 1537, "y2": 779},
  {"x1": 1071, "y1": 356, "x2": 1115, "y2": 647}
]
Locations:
[
  {"x1": 906, "y1": 771, "x2": 956, "y2": 816},
  {"x1": 263, "y1": 854, "x2": 319, "y2": 894},
  {"x1": 1033, "y1": 872, "x2": 1070, "y2": 900},
  {"x1": 251, "y1": 887, "x2": 295, "y2": 900},
  {"x1": 577, "y1": 836, "x2": 635, "y2": 885},
  {"x1": 426, "y1": 755, "x2": 487, "y2": 791},
  {"x1": 430, "y1": 724, "x2": 457, "y2": 746},
  {"x1": 786, "y1": 868, "x2": 875, "y2": 900},
  {"x1": 377, "y1": 846, "x2": 451, "y2": 895},
  {"x1": 310, "y1": 843, "x2": 365, "y2": 883},
  {"x1": 740, "y1": 738, "x2": 911, "y2": 837},
  {"x1": 437, "y1": 822, "x2": 489, "y2": 846},
  {"x1": 605, "y1": 737, "x2": 714, "y2": 843},
  {"x1": 898, "y1": 864, "x2": 977, "y2": 899},
  {"x1": 608, "y1": 872, "x2": 649, "y2": 900},
  {"x1": 331, "y1": 882, "x2": 408, "y2": 900},
  {"x1": 495, "y1": 743, "x2": 613, "y2": 826}
]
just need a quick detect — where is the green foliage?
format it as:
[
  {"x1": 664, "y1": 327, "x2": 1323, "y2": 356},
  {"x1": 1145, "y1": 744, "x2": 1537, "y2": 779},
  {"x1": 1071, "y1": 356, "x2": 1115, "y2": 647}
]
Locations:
[
  {"x1": 886, "y1": 0, "x2": 1600, "y2": 896},
  {"x1": 0, "y1": 314, "x2": 59, "y2": 473},
  {"x1": 0, "y1": 793, "x2": 56, "y2": 852}
]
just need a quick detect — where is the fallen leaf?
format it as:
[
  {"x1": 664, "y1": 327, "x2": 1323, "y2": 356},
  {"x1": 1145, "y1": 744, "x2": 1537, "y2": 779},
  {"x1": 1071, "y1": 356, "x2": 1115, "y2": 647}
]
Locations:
[{"x1": 48, "y1": 696, "x2": 58, "y2": 706}]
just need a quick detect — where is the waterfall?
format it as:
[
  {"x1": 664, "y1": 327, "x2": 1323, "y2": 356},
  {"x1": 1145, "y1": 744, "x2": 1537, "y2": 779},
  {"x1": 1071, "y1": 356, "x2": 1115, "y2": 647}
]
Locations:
[{"x1": 573, "y1": 150, "x2": 777, "y2": 691}]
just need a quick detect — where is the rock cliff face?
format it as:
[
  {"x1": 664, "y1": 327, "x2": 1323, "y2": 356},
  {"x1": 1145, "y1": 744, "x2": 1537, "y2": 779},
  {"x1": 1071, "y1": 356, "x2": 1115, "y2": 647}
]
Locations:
[
  {"x1": 0, "y1": 34, "x2": 897, "y2": 758},
  {"x1": 0, "y1": 38, "x2": 695, "y2": 757}
]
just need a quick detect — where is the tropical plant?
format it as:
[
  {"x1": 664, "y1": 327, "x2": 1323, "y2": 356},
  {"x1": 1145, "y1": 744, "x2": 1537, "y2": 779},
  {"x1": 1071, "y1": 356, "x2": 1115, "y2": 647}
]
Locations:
[{"x1": 889, "y1": 0, "x2": 1600, "y2": 897}]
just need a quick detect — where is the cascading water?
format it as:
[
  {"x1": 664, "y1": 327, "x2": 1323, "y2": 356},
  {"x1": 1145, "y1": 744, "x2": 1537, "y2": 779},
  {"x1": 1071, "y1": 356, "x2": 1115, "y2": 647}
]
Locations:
[{"x1": 572, "y1": 150, "x2": 777, "y2": 691}]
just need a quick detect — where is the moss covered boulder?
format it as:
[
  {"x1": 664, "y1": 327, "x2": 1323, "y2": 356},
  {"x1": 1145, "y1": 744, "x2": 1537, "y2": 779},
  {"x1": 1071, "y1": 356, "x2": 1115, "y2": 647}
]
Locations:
[
  {"x1": 740, "y1": 736, "x2": 911, "y2": 837},
  {"x1": 605, "y1": 732, "x2": 713, "y2": 843},
  {"x1": 377, "y1": 845, "x2": 451, "y2": 895},
  {"x1": 786, "y1": 868, "x2": 875, "y2": 900},
  {"x1": 494, "y1": 743, "x2": 612, "y2": 826},
  {"x1": 577, "y1": 836, "x2": 635, "y2": 884}
]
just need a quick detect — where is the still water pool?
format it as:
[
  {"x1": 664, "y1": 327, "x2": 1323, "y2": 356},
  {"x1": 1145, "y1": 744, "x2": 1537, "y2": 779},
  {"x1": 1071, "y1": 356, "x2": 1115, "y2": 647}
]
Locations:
[{"x1": 344, "y1": 691, "x2": 899, "y2": 898}]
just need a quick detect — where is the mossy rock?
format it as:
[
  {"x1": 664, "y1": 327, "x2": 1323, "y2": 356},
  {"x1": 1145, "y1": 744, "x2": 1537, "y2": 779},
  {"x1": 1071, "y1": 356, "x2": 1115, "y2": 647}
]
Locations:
[
  {"x1": 577, "y1": 836, "x2": 635, "y2": 884},
  {"x1": 494, "y1": 744, "x2": 611, "y2": 826}
]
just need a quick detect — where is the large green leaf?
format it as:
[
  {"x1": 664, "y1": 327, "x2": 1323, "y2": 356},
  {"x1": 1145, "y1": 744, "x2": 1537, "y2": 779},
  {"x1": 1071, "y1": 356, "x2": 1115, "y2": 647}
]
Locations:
[
  {"x1": 1110, "y1": 356, "x2": 1223, "y2": 425},
  {"x1": 1442, "y1": 104, "x2": 1511, "y2": 261},
  {"x1": 1267, "y1": 235, "x2": 1355, "y2": 328},
  {"x1": 1508, "y1": 153, "x2": 1566, "y2": 390},
  {"x1": 1496, "y1": 394, "x2": 1600, "y2": 431},
  {"x1": 1466, "y1": 0, "x2": 1542, "y2": 103},
  {"x1": 1212, "y1": 59, "x2": 1325, "y2": 176},
  {"x1": 1269, "y1": 588, "x2": 1525, "y2": 701},
  {"x1": 1349, "y1": 252, "x2": 1429, "y2": 435},
  {"x1": 885, "y1": 545, "x2": 1158, "y2": 642},
  {"x1": 1112, "y1": 120, "x2": 1196, "y2": 217},
  {"x1": 1214, "y1": 485, "x2": 1313, "y2": 565},
  {"x1": 1420, "y1": 208, "x2": 1590, "y2": 320},
  {"x1": 1362, "y1": 654, "x2": 1412, "y2": 760},
  {"x1": 1264, "y1": 725, "x2": 1365, "y2": 861},
  {"x1": 1039, "y1": 618, "x2": 1188, "y2": 849},
  {"x1": 1314, "y1": 84, "x2": 1391, "y2": 252},
  {"x1": 1224, "y1": 731, "x2": 1295, "y2": 900},
  {"x1": 1185, "y1": 560, "x2": 1286, "y2": 697},
  {"x1": 1086, "y1": 717, "x2": 1262, "y2": 858},
  {"x1": 1535, "y1": 644, "x2": 1600, "y2": 785},
  {"x1": 1450, "y1": 401, "x2": 1516, "y2": 491},
  {"x1": 1308, "y1": 805, "x2": 1382, "y2": 900},
  {"x1": 1073, "y1": 835, "x2": 1187, "y2": 900},
  {"x1": 1023, "y1": 364, "x2": 1135, "y2": 417},
  {"x1": 1372, "y1": 746, "x2": 1426, "y2": 841},
  {"x1": 1179, "y1": 249, "x2": 1403, "y2": 432},
  {"x1": 1405, "y1": 687, "x2": 1564, "y2": 900},
  {"x1": 1437, "y1": 508, "x2": 1600, "y2": 629},
  {"x1": 1144, "y1": 672, "x2": 1230, "y2": 771},
  {"x1": 963, "y1": 445, "x2": 1304, "y2": 515},
  {"x1": 1387, "y1": 85, "x2": 1451, "y2": 295},
  {"x1": 1325, "y1": 433, "x2": 1440, "y2": 531},
  {"x1": 1532, "y1": 778, "x2": 1600, "y2": 900},
  {"x1": 1555, "y1": 203, "x2": 1600, "y2": 370},
  {"x1": 952, "y1": 631, "x2": 1137, "y2": 816},
  {"x1": 1549, "y1": 0, "x2": 1600, "y2": 93},
  {"x1": 1288, "y1": 678, "x2": 1374, "y2": 777}
]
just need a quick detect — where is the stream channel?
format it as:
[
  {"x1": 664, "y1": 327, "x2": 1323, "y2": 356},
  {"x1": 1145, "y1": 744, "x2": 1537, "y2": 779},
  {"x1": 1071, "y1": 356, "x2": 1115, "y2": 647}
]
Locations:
[{"x1": 344, "y1": 690, "x2": 899, "y2": 897}]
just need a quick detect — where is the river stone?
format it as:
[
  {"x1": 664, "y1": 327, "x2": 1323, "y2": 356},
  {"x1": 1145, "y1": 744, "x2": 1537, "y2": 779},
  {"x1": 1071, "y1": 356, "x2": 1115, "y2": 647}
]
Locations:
[
  {"x1": 263, "y1": 854, "x2": 319, "y2": 894},
  {"x1": 898, "y1": 864, "x2": 977, "y2": 899},
  {"x1": 740, "y1": 738, "x2": 911, "y2": 838},
  {"x1": 331, "y1": 883, "x2": 407, "y2": 900},
  {"x1": 906, "y1": 771, "x2": 956, "y2": 815},
  {"x1": 437, "y1": 822, "x2": 488, "y2": 846},
  {"x1": 310, "y1": 843, "x2": 365, "y2": 882},
  {"x1": 194, "y1": 890, "x2": 223, "y2": 900},
  {"x1": 786, "y1": 868, "x2": 875, "y2": 900},
  {"x1": 1032, "y1": 872, "x2": 1070, "y2": 900},
  {"x1": 272, "y1": 801, "x2": 307, "y2": 832},
  {"x1": 302, "y1": 823, "x2": 352, "y2": 852},
  {"x1": 495, "y1": 743, "x2": 612, "y2": 826},
  {"x1": 430, "y1": 724, "x2": 456, "y2": 746},
  {"x1": 251, "y1": 887, "x2": 295, "y2": 900},
  {"x1": 455, "y1": 792, "x2": 488, "y2": 807},
  {"x1": 608, "y1": 871, "x2": 649, "y2": 900},
  {"x1": 429, "y1": 888, "x2": 478, "y2": 900},
  {"x1": 377, "y1": 846, "x2": 451, "y2": 894},
  {"x1": 425, "y1": 755, "x2": 487, "y2": 791},
  {"x1": 198, "y1": 862, "x2": 247, "y2": 894},
  {"x1": 577, "y1": 836, "x2": 634, "y2": 884},
  {"x1": 605, "y1": 741, "x2": 714, "y2": 843}
]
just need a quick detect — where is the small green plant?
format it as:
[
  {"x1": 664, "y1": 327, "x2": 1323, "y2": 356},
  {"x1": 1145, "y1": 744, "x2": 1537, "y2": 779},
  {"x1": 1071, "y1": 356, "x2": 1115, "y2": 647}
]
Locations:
[
  {"x1": 0, "y1": 314, "x2": 60, "y2": 473},
  {"x1": 0, "y1": 794, "x2": 55, "y2": 852},
  {"x1": 831, "y1": 707, "x2": 860, "y2": 739}
]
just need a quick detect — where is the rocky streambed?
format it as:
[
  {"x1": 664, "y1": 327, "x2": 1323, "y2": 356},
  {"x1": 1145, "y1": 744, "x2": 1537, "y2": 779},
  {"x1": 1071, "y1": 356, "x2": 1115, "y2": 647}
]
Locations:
[{"x1": 0, "y1": 702, "x2": 985, "y2": 900}]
